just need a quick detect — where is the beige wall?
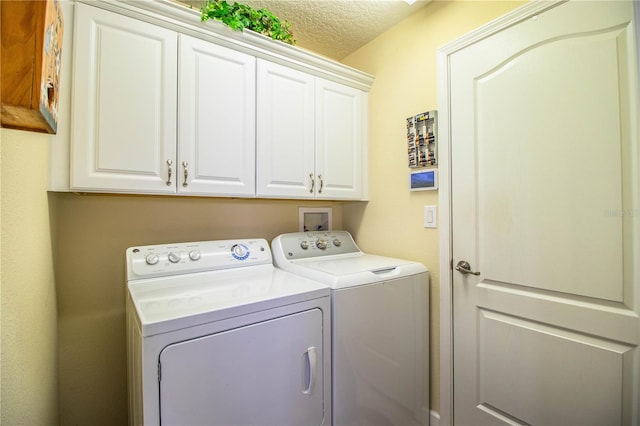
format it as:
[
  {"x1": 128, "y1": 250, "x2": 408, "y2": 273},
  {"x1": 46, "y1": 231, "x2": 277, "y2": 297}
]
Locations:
[
  {"x1": 1, "y1": 129, "x2": 59, "y2": 424},
  {"x1": 341, "y1": 0, "x2": 525, "y2": 414},
  {"x1": 53, "y1": 193, "x2": 343, "y2": 424}
]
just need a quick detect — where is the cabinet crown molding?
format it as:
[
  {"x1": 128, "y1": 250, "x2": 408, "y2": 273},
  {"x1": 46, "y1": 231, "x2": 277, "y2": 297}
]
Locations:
[{"x1": 78, "y1": 0, "x2": 375, "y2": 91}]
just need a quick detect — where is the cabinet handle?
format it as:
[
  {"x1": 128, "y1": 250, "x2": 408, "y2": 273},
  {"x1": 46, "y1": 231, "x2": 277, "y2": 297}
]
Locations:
[
  {"x1": 309, "y1": 173, "x2": 315, "y2": 193},
  {"x1": 166, "y1": 160, "x2": 173, "y2": 186},
  {"x1": 318, "y1": 174, "x2": 324, "y2": 194},
  {"x1": 182, "y1": 161, "x2": 189, "y2": 187}
]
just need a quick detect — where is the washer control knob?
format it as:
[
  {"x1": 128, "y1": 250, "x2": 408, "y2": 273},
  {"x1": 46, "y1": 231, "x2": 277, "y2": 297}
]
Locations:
[
  {"x1": 145, "y1": 253, "x2": 159, "y2": 265},
  {"x1": 300, "y1": 241, "x2": 309, "y2": 250},
  {"x1": 333, "y1": 239, "x2": 342, "y2": 247},
  {"x1": 168, "y1": 252, "x2": 181, "y2": 263},
  {"x1": 188, "y1": 250, "x2": 201, "y2": 261},
  {"x1": 316, "y1": 239, "x2": 328, "y2": 250}
]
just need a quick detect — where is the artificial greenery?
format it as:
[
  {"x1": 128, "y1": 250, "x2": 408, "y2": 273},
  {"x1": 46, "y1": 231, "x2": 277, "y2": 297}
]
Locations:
[{"x1": 200, "y1": 0, "x2": 295, "y2": 45}]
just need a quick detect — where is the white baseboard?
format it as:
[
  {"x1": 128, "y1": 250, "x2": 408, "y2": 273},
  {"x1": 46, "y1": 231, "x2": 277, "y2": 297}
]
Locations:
[{"x1": 429, "y1": 410, "x2": 440, "y2": 426}]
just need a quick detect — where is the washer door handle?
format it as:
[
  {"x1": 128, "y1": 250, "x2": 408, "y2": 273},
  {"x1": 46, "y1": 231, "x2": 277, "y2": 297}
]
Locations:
[{"x1": 302, "y1": 346, "x2": 317, "y2": 395}]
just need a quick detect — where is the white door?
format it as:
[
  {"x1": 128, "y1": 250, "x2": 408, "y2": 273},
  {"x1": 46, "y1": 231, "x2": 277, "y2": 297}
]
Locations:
[
  {"x1": 449, "y1": 1, "x2": 639, "y2": 424},
  {"x1": 159, "y1": 309, "x2": 325, "y2": 426},
  {"x1": 71, "y1": 3, "x2": 177, "y2": 193},
  {"x1": 256, "y1": 59, "x2": 315, "y2": 198},
  {"x1": 315, "y1": 79, "x2": 364, "y2": 200},
  {"x1": 178, "y1": 34, "x2": 256, "y2": 196}
]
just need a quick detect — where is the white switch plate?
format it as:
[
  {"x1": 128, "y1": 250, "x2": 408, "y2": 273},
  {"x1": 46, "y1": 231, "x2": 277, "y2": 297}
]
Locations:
[{"x1": 424, "y1": 205, "x2": 437, "y2": 228}]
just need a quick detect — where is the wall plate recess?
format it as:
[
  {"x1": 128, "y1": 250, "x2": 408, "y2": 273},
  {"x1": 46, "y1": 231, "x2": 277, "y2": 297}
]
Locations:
[{"x1": 298, "y1": 207, "x2": 332, "y2": 232}]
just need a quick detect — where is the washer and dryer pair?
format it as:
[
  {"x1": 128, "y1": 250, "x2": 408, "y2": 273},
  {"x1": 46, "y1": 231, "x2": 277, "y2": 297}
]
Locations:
[{"x1": 126, "y1": 231, "x2": 429, "y2": 425}]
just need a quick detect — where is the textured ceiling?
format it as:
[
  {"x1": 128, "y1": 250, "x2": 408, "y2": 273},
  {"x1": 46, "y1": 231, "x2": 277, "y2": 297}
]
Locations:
[{"x1": 180, "y1": 0, "x2": 429, "y2": 60}]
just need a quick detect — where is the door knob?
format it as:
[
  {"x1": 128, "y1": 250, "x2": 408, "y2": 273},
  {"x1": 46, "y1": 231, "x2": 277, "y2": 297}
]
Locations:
[{"x1": 455, "y1": 260, "x2": 481, "y2": 276}]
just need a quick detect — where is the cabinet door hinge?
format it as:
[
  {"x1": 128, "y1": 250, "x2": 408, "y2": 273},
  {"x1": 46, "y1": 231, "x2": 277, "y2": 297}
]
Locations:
[{"x1": 157, "y1": 362, "x2": 161, "y2": 382}]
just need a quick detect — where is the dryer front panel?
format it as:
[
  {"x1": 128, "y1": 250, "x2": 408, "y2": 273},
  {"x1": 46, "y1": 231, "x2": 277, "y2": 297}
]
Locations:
[{"x1": 158, "y1": 308, "x2": 326, "y2": 425}]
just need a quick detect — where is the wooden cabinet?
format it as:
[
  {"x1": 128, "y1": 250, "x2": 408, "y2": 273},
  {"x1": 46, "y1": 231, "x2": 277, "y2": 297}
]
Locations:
[
  {"x1": 256, "y1": 59, "x2": 366, "y2": 200},
  {"x1": 1, "y1": 0, "x2": 64, "y2": 133},
  {"x1": 178, "y1": 34, "x2": 256, "y2": 196},
  {"x1": 71, "y1": 3, "x2": 177, "y2": 193}
]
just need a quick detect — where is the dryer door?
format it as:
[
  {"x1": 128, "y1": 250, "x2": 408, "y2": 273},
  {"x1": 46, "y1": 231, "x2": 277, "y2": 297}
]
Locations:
[{"x1": 159, "y1": 308, "x2": 325, "y2": 426}]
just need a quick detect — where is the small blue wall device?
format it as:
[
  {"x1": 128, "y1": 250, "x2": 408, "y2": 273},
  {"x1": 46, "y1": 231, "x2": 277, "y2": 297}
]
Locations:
[{"x1": 410, "y1": 169, "x2": 438, "y2": 191}]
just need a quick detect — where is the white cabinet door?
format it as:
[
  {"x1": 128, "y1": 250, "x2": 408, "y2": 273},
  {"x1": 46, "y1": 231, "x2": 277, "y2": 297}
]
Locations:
[
  {"x1": 315, "y1": 79, "x2": 363, "y2": 200},
  {"x1": 159, "y1": 309, "x2": 325, "y2": 425},
  {"x1": 257, "y1": 59, "x2": 366, "y2": 200},
  {"x1": 178, "y1": 35, "x2": 256, "y2": 196},
  {"x1": 256, "y1": 59, "x2": 315, "y2": 198},
  {"x1": 71, "y1": 3, "x2": 177, "y2": 193}
]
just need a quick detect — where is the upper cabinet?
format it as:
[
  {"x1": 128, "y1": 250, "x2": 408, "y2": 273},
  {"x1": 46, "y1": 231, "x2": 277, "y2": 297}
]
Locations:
[
  {"x1": 315, "y1": 78, "x2": 365, "y2": 200},
  {"x1": 64, "y1": 0, "x2": 373, "y2": 200},
  {"x1": 256, "y1": 60, "x2": 315, "y2": 198},
  {"x1": 256, "y1": 60, "x2": 367, "y2": 200},
  {"x1": 178, "y1": 34, "x2": 256, "y2": 196},
  {"x1": 71, "y1": 3, "x2": 178, "y2": 193}
]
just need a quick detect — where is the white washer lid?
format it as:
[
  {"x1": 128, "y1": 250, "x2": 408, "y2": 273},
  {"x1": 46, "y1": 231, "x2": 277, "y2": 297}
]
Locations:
[
  {"x1": 285, "y1": 253, "x2": 428, "y2": 289},
  {"x1": 128, "y1": 264, "x2": 329, "y2": 337}
]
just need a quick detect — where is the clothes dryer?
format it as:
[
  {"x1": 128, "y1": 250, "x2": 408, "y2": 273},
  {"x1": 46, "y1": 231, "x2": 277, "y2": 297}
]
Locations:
[
  {"x1": 126, "y1": 238, "x2": 331, "y2": 426},
  {"x1": 272, "y1": 231, "x2": 429, "y2": 426}
]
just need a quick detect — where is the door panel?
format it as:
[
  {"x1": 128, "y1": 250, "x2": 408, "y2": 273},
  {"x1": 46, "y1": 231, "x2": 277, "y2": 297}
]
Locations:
[
  {"x1": 476, "y1": 28, "x2": 625, "y2": 302},
  {"x1": 477, "y1": 309, "x2": 630, "y2": 425},
  {"x1": 178, "y1": 34, "x2": 256, "y2": 196},
  {"x1": 316, "y1": 79, "x2": 363, "y2": 199},
  {"x1": 159, "y1": 309, "x2": 325, "y2": 426},
  {"x1": 256, "y1": 59, "x2": 315, "y2": 198},
  {"x1": 449, "y1": 1, "x2": 640, "y2": 424},
  {"x1": 71, "y1": 3, "x2": 177, "y2": 192}
]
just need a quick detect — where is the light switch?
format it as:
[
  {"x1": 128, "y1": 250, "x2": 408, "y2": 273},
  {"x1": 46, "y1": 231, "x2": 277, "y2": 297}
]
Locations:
[{"x1": 424, "y1": 205, "x2": 437, "y2": 228}]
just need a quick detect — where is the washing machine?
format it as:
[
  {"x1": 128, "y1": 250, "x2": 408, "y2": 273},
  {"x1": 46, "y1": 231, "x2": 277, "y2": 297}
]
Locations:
[
  {"x1": 272, "y1": 231, "x2": 429, "y2": 426},
  {"x1": 126, "y1": 238, "x2": 331, "y2": 426}
]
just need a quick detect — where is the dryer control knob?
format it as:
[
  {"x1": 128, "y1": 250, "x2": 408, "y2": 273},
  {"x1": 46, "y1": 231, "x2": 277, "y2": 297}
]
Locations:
[
  {"x1": 168, "y1": 252, "x2": 181, "y2": 263},
  {"x1": 300, "y1": 241, "x2": 309, "y2": 250},
  {"x1": 333, "y1": 239, "x2": 342, "y2": 247},
  {"x1": 189, "y1": 250, "x2": 201, "y2": 261},
  {"x1": 145, "y1": 253, "x2": 159, "y2": 265},
  {"x1": 316, "y1": 239, "x2": 328, "y2": 250},
  {"x1": 231, "y1": 244, "x2": 249, "y2": 260}
]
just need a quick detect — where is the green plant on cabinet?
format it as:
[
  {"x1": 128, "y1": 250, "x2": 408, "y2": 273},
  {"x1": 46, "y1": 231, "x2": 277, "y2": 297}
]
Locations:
[{"x1": 200, "y1": 0, "x2": 295, "y2": 45}]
